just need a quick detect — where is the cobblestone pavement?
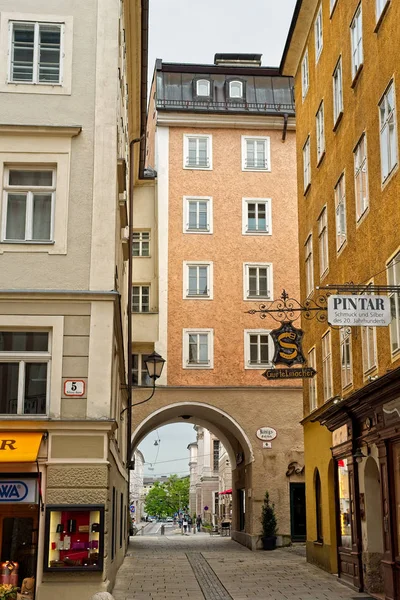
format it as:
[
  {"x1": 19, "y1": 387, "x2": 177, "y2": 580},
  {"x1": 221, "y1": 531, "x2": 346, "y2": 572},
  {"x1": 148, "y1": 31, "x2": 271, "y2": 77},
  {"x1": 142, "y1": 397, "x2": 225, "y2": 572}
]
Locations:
[{"x1": 112, "y1": 533, "x2": 372, "y2": 600}]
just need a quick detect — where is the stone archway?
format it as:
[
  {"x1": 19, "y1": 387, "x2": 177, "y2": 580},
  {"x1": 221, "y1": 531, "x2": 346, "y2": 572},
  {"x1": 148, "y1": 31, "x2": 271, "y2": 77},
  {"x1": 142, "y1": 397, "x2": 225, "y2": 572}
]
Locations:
[{"x1": 129, "y1": 385, "x2": 304, "y2": 550}]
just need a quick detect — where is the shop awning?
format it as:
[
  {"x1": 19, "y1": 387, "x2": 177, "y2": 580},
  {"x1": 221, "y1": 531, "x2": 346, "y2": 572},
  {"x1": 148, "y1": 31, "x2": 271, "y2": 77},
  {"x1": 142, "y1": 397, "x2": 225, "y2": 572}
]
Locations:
[
  {"x1": 218, "y1": 488, "x2": 232, "y2": 495},
  {"x1": 0, "y1": 433, "x2": 43, "y2": 462}
]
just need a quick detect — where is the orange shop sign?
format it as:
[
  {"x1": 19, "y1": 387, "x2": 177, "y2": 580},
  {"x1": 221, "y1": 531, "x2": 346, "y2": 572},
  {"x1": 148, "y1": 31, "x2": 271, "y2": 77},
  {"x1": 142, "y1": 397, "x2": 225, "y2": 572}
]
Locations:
[{"x1": 0, "y1": 432, "x2": 43, "y2": 462}]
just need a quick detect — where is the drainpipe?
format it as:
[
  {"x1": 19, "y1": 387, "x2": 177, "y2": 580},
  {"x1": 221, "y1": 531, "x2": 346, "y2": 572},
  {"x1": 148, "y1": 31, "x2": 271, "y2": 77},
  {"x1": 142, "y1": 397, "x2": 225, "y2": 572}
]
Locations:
[{"x1": 282, "y1": 113, "x2": 288, "y2": 142}]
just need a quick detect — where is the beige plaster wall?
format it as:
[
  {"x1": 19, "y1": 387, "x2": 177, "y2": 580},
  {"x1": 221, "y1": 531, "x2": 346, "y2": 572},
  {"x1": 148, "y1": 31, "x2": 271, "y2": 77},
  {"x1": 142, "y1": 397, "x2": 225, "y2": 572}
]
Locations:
[{"x1": 166, "y1": 126, "x2": 300, "y2": 386}]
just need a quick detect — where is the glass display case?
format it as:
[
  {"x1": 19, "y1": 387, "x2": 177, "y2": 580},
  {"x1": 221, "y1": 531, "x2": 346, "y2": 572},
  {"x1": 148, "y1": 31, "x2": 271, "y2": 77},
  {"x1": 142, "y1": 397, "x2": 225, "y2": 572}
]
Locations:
[{"x1": 44, "y1": 505, "x2": 104, "y2": 571}]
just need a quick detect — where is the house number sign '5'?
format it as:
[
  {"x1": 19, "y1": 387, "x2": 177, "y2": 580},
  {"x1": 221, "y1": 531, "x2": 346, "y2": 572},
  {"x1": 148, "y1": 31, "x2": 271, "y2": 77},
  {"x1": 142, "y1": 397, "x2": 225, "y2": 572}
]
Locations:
[{"x1": 64, "y1": 380, "x2": 85, "y2": 397}]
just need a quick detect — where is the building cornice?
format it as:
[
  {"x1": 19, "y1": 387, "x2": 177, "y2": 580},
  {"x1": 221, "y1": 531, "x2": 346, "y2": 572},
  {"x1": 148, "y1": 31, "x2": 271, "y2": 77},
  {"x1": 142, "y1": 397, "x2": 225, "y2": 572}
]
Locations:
[
  {"x1": 157, "y1": 111, "x2": 296, "y2": 131},
  {"x1": 280, "y1": 0, "x2": 318, "y2": 76},
  {"x1": 0, "y1": 124, "x2": 82, "y2": 137},
  {"x1": 0, "y1": 290, "x2": 120, "y2": 302},
  {"x1": 0, "y1": 420, "x2": 115, "y2": 432}
]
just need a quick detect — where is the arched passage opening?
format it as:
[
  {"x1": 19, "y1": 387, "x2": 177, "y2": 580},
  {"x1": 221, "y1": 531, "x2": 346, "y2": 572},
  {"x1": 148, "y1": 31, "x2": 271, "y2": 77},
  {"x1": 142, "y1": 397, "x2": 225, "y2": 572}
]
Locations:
[{"x1": 131, "y1": 402, "x2": 254, "y2": 546}]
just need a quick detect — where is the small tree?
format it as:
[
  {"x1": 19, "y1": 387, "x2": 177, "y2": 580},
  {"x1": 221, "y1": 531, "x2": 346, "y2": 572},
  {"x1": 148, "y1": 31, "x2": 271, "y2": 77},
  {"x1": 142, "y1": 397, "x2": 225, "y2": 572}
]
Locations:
[{"x1": 261, "y1": 491, "x2": 277, "y2": 538}]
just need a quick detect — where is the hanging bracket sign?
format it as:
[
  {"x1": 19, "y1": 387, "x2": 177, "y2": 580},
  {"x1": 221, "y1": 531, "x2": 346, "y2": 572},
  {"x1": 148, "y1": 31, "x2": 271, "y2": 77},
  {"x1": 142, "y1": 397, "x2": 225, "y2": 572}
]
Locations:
[{"x1": 327, "y1": 295, "x2": 391, "y2": 326}]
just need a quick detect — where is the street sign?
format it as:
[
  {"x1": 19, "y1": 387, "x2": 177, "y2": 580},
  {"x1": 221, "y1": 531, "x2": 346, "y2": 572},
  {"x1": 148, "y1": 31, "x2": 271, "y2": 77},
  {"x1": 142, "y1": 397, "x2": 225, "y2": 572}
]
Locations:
[
  {"x1": 327, "y1": 295, "x2": 391, "y2": 326},
  {"x1": 263, "y1": 367, "x2": 316, "y2": 380},
  {"x1": 256, "y1": 427, "x2": 277, "y2": 441}
]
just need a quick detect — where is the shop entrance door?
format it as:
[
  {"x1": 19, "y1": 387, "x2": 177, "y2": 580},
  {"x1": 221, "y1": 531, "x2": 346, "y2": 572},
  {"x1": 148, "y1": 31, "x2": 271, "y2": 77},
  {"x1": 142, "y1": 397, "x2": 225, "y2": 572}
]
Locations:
[{"x1": 290, "y1": 483, "x2": 306, "y2": 541}]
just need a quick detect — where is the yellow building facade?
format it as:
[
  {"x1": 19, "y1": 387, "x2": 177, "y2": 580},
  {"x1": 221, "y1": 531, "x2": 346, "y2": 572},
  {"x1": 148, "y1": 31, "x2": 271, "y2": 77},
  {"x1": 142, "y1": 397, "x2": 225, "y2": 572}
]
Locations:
[{"x1": 282, "y1": 0, "x2": 400, "y2": 598}]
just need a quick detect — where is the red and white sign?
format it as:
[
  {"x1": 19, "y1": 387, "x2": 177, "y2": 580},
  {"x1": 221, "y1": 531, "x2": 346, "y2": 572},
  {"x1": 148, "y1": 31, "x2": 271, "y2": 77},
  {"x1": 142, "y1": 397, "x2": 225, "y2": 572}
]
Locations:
[{"x1": 64, "y1": 380, "x2": 85, "y2": 397}]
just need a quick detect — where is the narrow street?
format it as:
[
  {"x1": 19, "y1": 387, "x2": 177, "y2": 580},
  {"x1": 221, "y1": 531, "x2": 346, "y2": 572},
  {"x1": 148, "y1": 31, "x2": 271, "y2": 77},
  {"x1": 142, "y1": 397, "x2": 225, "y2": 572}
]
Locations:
[{"x1": 113, "y1": 533, "x2": 372, "y2": 600}]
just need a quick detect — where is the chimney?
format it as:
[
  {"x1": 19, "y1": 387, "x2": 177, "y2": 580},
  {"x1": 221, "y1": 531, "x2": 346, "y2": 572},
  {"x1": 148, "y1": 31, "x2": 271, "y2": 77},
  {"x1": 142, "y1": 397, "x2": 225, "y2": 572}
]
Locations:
[{"x1": 214, "y1": 53, "x2": 262, "y2": 67}]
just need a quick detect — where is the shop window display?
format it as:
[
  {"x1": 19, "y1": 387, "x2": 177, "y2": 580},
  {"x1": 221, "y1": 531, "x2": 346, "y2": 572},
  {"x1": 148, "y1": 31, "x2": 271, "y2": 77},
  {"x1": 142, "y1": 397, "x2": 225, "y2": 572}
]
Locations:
[
  {"x1": 337, "y1": 459, "x2": 352, "y2": 548},
  {"x1": 44, "y1": 505, "x2": 104, "y2": 571}
]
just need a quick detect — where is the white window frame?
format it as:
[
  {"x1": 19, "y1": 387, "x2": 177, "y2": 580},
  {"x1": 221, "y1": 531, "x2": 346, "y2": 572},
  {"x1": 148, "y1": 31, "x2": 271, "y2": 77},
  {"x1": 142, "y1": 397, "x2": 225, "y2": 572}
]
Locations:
[
  {"x1": 0, "y1": 330, "x2": 51, "y2": 416},
  {"x1": 183, "y1": 261, "x2": 213, "y2": 300},
  {"x1": 183, "y1": 328, "x2": 214, "y2": 369},
  {"x1": 308, "y1": 347, "x2": 317, "y2": 411},
  {"x1": 183, "y1": 196, "x2": 213, "y2": 234},
  {"x1": 333, "y1": 57, "x2": 343, "y2": 124},
  {"x1": 305, "y1": 234, "x2": 314, "y2": 297},
  {"x1": 303, "y1": 136, "x2": 311, "y2": 191},
  {"x1": 379, "y1": 81, "x2": 398, "y2": 183},
  {"x1": 132, "y1": 352, "x2": 153, "y2": 386},
  {"x1": 316, "y1": 102, "x2": 325, "y2": 162},
  {"x1": 334, "y1": 173, "x2": 347, "y2": 251},
  {"x1": 244, "y1": 330, "x2": 273, "y2": 369},
  {"x1": 0, "y1": 12, "x2": 73, "y2": 96},
  {"x1": 132, "y1": 285, "x2": 150, "y2": 313},
  {"x1": 330, "y1": 0, "x2": 338, "y2": 15},
  {"x1": 241, "y1": 136, "x2": 271, "y2": 172},
  {"x1": 354, "y1": 134, "x2": 369, "y2": 221},
  {"x1": 376, "y1": 0, "x2": 389, "y2": 22},
  {"x1": 196, "y1": 79, "x2": 210, "y2": 97},
  {"x1": 242, "y1": 198, "x2": 272, "y2": 235},
  {"x1": 361, "y1": 326, "x2": 377, "y2": 374},
  {"x1": 2, "y1": 166, "x2": 56, "y2": 243},
  {"x1": 9, "y1": 21, "x2": 64, "y2": 85},
  {"x1": 301, "y1": 50, "x2": 309, "y2": 100},
  {"x1": 229, "y1": 80, "x2": 243, "y2": 99},
  {"x1": 318, "y1": 206, "x2": 329, "y2": 278},
  {"x1": 322, "y1": 330, "x2": 333, "y2": 402},
  {"x1": 183, "y1": 134, "x2": 212, "y2": 170},
  {"x1": 340, "y1": 327, "x2": 353, "y2": 389},
  {"x1": 243, "y1": 263, "x2": 273, "y2": 301},
  {"x1": 132, "y1": 231, "x2": 150, "y2": 257},
  {"x1": 387, "y1": 251, "x2": 400, "y2": 355},
  {"x1": 315, "y1": 5, "x2": 323, "y2": 63},
  {"x1": 350, "y1": 5, "x2": 363, "y2": 80}
]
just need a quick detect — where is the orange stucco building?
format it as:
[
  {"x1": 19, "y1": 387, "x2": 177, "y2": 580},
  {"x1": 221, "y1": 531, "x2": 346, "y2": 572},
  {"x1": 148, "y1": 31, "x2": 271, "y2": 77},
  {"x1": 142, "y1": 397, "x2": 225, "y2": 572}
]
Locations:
[{"x1": 131, "y1": 54, "x2": 305, "y2": 549}]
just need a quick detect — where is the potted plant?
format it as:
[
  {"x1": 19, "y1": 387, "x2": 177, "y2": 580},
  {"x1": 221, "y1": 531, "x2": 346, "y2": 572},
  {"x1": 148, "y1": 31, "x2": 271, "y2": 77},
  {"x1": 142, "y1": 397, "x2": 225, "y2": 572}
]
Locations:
[
  {"x1": 261, "y1": 491, "x2": 277, "y2": 550},
  {"x1": 0, "y1": 584, "x2": 18, "y2": 600}
]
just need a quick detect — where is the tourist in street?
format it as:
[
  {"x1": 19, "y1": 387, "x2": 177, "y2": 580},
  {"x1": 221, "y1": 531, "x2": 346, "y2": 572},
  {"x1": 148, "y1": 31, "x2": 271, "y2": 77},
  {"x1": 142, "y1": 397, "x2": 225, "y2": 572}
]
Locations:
[
  {"x1": 182, "y1": 516, "x2": 188, "y2": 533},
  {"x1": 187, "y1": 515, "x2": 192, "y2": 532},
  {"x1": 196, "y1": 514, "x2": 202, "y2": 532}
]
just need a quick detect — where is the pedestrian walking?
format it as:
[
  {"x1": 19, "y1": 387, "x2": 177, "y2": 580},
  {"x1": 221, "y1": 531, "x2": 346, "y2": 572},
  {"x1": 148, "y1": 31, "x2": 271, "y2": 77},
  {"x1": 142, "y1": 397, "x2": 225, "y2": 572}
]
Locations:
[
  {"x1": 196, "y1": 514, "x2": 202, "y2": 532},
  {"x1": 182, "y1": 517, "x2": 188, "y2": 533},
  {"x1": 187, "y1": 515, "x2": 192, "y2": 532}
]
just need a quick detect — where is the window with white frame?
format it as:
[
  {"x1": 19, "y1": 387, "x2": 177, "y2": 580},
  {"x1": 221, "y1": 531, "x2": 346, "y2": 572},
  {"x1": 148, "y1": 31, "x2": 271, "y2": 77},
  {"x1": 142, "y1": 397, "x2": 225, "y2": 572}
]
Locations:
[
  {"x1": 308, "y1": 347, "x2": 317, "y2": 411},
  {"x1": 379, "y1": 82, "x2": 398, "y2": 182},
  {"x1": 244, "y1": 330, "x2": 273, "y2": 368},
  {"x1": 340, "y1": 327, "x2": 352, "y2": 388},
  {"x1": 244, "y1": 263, "x2": 272, "y2": 300},
  {"x1": 350, "y1": 5, "x2": 363, "y2": 79},
  {"x1": 132, "y1": 353, "x2": 152, "y2": 386},
  {"x1": 301, "y1": 50, "x2": 309, "y2": 99},
  {"x1": 330, "y1": 0, "x2": 338, "y2": 14},
  {"x1": 0, "y1": 331, "x2": 49, "y2": 415},
  {"x1": 184, "y1": 262, "x2": 213, "y2": 299},
  {"x1": 315, "y1": 6, "x2": 323, "y2": 63},
  {"x1": 388, "y1": 252, "x2": 400, "y2": 354},
  {"x1": 316, "y1": 102, "x2": 325, "y2": 162},
  {"x1": 2, "y1": 167, "x2": 55, "y2": 242},
  {"x1": 10, "y1": 21, "x2": 63, "y2": 84},
  {"x1": 376, "y1": 0, "x2": 389, "y2": 21},
  {"x1": 242, "y1": 198, "x2": 271, "y2": 234},
  {"x1": 322, "y1": 330, "x2": 333, "y2": 401},
  {"x1": 333, "y1": 58, "x2": 343, "y2": 124},
  {"x1": 354, "y1": 134, "x2": 369, "y2": 220},
  {"x1": 196, "y1": 79, "x2": 210, "y2": 97},
  {"x1": 303, "y1": 136, "x2": 311, "y2": 190},
  {"x1": 242, "y1": 136, "x2": 270, "y2": 171},
  {"x1": 183, "y1": 135, "x2": 212, "y2": 170},
  {"x1": 318, "y1": 207, "x2": 329, "y2": 277},
  {"x1": 132, "y1": 231, "x2": 150, "y2": 256},
  {"x1": 184, "y1": 197, "x2": 212, "y2": 233},
  {"x1": 229, "y1": 80, "x2": 243, "y2": 98},
  {"x1": 361, "y1": 326, "x2": 377, "y2": 373},
  {"x1": 183, "y1": 329, "x2": 213, "y2": 369},
  {"x1": 132, "y1": 285, "x2": 150, "y2": 313},
  {"x1": 334, "y1": 174, "x2": 347, "y2": 250},
  {"x1": 305, "y1": 234, "x2": 314, "y2": 297}
]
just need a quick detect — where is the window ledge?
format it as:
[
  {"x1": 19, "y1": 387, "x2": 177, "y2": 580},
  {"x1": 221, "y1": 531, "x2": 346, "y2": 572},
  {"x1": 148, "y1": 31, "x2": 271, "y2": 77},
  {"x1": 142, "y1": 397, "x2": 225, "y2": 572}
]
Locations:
[
  {"x1": 382, "y1": 163, "x2": 399, "y2": 190},
  {"x1": 316, "y1": 151, "x2": 326, "y2": 168},
  {"x1": 374, "y1": 0, "x2": 391, "y2": 33},
  {"x1": 243, "y1": 231, "x2": 271, "y2": 236},
  {"x1": 330, "y1": 0, "x2": 338, "y2": 18},
  {"x1": 333, "y1": 111, "x2": 343, "y2": 132},
  {"x1": 351, "y1": 64, "x2": 364, "y2": 89},
  {"x1": 356, "y1": 208, "x2": 370, "y2": 227},
  {"x1": 336, "y1": 240, "x2": 347, "y2": 257},
  {"x1": 1, "y1": 240, "x2": 55, "y2": 245},
  {"x1": 303, "y1": 182, "x2": 311, "y2": 196},
  {"x1": 0, "y1": 124, "x2": 81, "y2": 137},
  {"x1": 313, "y1": 540, "x2": 323, "y2": 546}
]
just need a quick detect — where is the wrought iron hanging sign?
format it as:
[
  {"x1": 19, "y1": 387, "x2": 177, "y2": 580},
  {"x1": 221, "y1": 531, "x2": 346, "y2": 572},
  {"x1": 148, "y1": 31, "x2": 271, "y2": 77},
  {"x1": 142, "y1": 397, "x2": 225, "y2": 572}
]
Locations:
[{"x1": 270, "y1": 321, "x2": 305, "y2": 367}]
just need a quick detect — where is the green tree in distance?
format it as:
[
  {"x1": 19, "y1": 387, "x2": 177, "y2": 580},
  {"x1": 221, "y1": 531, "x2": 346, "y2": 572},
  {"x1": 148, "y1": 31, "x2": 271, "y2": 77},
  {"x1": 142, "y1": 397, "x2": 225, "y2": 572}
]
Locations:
[{"x1": 144, "y1": 475, "x2": 190, "y2": 518}]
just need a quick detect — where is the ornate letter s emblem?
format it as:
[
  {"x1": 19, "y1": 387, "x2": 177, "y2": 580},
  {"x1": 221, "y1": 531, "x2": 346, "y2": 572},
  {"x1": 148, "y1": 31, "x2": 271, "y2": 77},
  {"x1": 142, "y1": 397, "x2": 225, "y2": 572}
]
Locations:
[{"x1": 270, "y1": 322, "x2": 306, "y2": 367}]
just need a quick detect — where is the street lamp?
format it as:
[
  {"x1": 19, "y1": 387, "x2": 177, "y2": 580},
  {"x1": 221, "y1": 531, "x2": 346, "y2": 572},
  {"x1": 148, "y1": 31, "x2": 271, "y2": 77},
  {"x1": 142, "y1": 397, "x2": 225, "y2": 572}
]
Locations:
[{"x1": 120, "y1": 351, "x2": 165, "y2": 420}]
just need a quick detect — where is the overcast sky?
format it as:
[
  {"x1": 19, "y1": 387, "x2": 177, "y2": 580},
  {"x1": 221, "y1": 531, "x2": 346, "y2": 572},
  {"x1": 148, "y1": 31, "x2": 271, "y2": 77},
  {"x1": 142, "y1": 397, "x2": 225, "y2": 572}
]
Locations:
[{"x1": 140, "y1": 0, "x2": 297, "y2": 478}]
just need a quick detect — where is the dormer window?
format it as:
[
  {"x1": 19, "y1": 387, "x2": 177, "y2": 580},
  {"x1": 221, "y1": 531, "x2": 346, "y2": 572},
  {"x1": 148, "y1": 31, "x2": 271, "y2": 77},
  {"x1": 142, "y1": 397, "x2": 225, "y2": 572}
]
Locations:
[
  {"x1": 229, "y1": 80, "x2": 243, "y2": 98},
  {"x1": 196, "y1": 79, "x2": 210, "y2": 97}
]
